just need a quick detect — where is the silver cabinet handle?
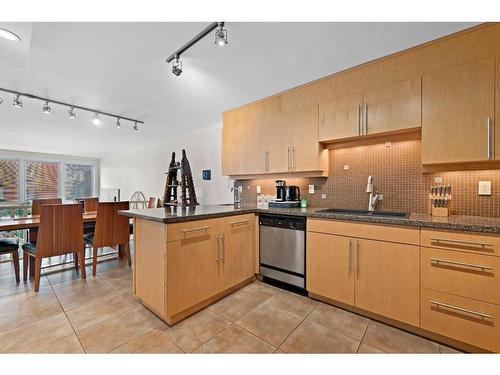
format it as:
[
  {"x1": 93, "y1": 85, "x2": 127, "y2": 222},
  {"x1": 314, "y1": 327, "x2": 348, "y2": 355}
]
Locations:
[
  {"x1": 356, "y1": 240, "x2": 360, "y2": 275},
  {"x1": 430, "y1": 300, "x2": 493, "y2": 319},
  {"x1": 287, "y1": 146, "x2": 291, "y2": 172},
  {"x1": 430, "y1": 257, "x2": 493, "y2": 271},
  {"x1": 487, "y1": 117, "x2": 492, "y2": 160},
  {"x1": 221, "y1": 234, "x2": 225, "y2": 260},
  {"x1": 358, "y1": 104, "x2": 361, "y2": 135},
  {"x1": 265, "y1": 150, "x2": 269, "y2": 172},
  {"x1": 364, "y1": 102, "x2": 368, "y2": 135},
  {"x1": 230, "y1": 220, "x2": 250, "y2": 227},
  {"x1": 216, "y1": 235, "x2": 220, "y2": 261},
  {"x1": 348, "y1": 240, "x2": 352, "y2": 273},
  {"x1": 292, "y1": 146, "x2": 296, "y2": 171},
  {"x1": 430, "y1": 237, "x2": 493, "y2": 248},
  {"x1": 182, "y1": 226, "x2": 210, "y2": 235}
]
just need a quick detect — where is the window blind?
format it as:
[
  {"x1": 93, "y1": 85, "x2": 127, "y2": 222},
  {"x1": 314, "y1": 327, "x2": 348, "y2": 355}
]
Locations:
[
  {"x1": 64, "y1": 163, "x2": 93, "y2": 200},
  {"x1": 0, "y1": 159, "x2": 20, "y2": 204},
  {"x1": 25, "y1": 160, "x2": 60, "y2": 201}
]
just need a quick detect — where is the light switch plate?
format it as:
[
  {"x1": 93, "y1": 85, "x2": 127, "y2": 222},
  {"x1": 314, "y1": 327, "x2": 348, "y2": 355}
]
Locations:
[
  {"x1": 308, "y1": 185, "x2": 315, "y2": 194},
  {"x1": 478, "y1": 181, "x2": 492, "y2": 196},
  {"x1": 256, "y1": 185, "x2": 261, "y2": 194}
]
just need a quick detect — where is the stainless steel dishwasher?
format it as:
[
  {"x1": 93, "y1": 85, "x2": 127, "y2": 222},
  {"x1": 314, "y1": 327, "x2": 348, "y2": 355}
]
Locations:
[{"x1": 259, "y1": 214, "x2": 306, "y2": 289}]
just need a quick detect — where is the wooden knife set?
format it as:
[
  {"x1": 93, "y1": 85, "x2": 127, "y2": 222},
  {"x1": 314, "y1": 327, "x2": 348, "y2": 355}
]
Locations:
[{"x1": 429, "y1": 185, "x2": 452, "y2": 217}]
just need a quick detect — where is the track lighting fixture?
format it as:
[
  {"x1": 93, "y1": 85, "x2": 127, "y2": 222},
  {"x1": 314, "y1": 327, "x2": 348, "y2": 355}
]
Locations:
[
  {"x1": 165, "y1": 22, "x2": 226, "y2": 76},
  {"x1": 214, "y1": 23, "x2": 228, "y2": 47},
  {"x1": 0, "y1": 87, "x2": 143, "y2": 130},
  {"x1": 0, "y1": 28, "x2": 21, "y2": 42},
  {"x1": 13, "y1": 94, "x2": 22, "y2": 108},
  {"x1": 42, "y1": 101, "x2": 51, "y2": 114},
  {"x1": 92, "y1": 113, "x2": 101, "y2": 126},
  {"x1": 172, "y1": 56, "x2": 182, "y2": 77},
  {"x1": 68, "y1": 106, "x2": 76, "y2": 119}
]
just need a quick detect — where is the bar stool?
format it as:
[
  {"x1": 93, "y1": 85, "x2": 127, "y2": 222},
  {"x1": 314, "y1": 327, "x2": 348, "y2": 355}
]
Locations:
[{"x1": 0, "y1": 237, "x2": 20, "y2": 282}]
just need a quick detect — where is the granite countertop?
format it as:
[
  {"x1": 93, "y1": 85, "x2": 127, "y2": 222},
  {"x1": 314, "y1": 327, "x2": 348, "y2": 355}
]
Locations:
[{"x1": 119, "y1": 204, "x2": 500, "y2": 234}]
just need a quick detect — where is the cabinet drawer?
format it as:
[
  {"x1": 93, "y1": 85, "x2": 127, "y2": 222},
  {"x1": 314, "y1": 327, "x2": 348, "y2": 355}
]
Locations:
[
  {"x1": 224, "y1": 214, "x2": 256, "y2": 229},
  {"x1": 421, "y1": 229, "x2": 500, "y2": 256},
  {"x1": 421, "y1": 247, "x2": 500, "y2": 304},
  {"x1": 167, "y1": 218, "x2": 221, "y2": 242},
  {"x1": 308, "y1": 218, "x2": 419, "y2": 245},
  {"x1": 421, "y1": 288, "x2": 500, "y2": 352}
]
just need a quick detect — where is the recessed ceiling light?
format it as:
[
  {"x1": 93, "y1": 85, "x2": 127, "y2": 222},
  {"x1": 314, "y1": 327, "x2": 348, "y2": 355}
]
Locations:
[{"x1": 0, "y1": 28, "x2": 21, "y2": 42}]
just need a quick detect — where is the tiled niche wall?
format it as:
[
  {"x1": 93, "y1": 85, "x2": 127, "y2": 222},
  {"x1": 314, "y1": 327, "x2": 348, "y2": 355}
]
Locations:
[{"x1": 234, "y1": 140, "x2": 500, "y2": 217}]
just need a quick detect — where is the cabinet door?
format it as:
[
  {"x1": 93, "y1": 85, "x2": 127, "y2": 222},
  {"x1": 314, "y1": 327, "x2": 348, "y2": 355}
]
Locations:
[
  {"x1": 363, "y1": 77, "x2": 421, "y2": 135},
  {"x1": 354, "y1": 239, "x2": 420, "y2": 326},
  {"x1": 166, "y1": 230, "x2": 220, "y2": 317},
  {"x1": 222, "y1": 109, "x2": 247, "y2": 175},
  {"x1": 319, "y1": 92, "x2": 362, "y2": 141},
  {"x1": 422, "y1": 58, "x2": 495, "y2": 164},
  {"x1": 221, "y1": 215, "x2": 256, "y2": 289},
  {"x1": 495, "y1": 58, "x2": 500, "y2": 160},
  {"x1": 306, "y1": 232, "x2": 354, "y2": 305},
  {"x1": 290, "y1": 105, "x2": 321, "y2": 172},
  {"x1": 267, "y1": 111, "x2": 291, "y2": 173}
]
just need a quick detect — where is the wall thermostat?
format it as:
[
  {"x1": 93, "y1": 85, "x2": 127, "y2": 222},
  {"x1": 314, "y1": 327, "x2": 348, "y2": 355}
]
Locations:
[{"x1": 202, "y1": 170, "x2": 211, "y2": 180}]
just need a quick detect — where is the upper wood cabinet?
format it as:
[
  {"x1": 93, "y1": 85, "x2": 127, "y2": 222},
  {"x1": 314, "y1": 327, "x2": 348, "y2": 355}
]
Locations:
[
  {"x1": 422, "y1": 58, "x2": 495, "y2": 164},
  {"x1": 318, "y1": 77, "x2": 421, "y2": 142}
]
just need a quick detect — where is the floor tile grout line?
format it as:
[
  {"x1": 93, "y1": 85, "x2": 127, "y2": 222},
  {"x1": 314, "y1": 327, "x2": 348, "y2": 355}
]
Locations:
[
  {"x1": 275, "y1": 303, "x2": 319, "y2": 352},
  {"x1": 355, "y1": 319, "x2": 371, "y2": 353},
  {"x1": 190, "y1": 323, "x2": 237, "y2": 353},
  {"x1": 46, "y1": 271, "x2": 87, "y2": 354}
]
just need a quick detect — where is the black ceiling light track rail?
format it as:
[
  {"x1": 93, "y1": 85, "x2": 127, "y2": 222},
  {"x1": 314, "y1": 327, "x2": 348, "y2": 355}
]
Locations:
[
  {"x1": 165, "y1": 22, "x2": 224, "y2": 63},
  {"x1": 0, "y1": 87, "x2": 144, "y2": 125}
]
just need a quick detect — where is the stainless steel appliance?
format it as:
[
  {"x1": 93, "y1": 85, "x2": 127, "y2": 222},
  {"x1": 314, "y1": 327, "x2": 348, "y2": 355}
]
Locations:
[
  {"x1": 275, "y1": 180, "x2": 286, "y2": 202},
  {"x1": 285, "y1": 186, "x2": 300, "y2": 202},
  {"x1": 259, "y1": 214, "x2": 305, "y2": 289}
]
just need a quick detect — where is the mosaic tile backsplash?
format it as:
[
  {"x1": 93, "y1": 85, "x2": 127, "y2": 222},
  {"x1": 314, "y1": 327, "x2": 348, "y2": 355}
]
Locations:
[{"x1": 235, "y1": 140, "x2": 500, "y2": 217}]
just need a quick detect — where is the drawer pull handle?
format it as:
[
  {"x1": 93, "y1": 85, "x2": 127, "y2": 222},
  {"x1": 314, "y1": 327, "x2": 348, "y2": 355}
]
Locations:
[
  {"x1": 230, "y1": 220, "x2": 250, "y2": 227},
  {"x1": 182, "y1": 226, "x2": 210, "y2": 235},
  {"x1": 430, "y1": 300, "x2": 493, "y2": 319},
  {"x1": 430, "y1": 237, "x2": 493, "y2": 248},
  {"x1": 430, "y1": 258, "x2": 493, "y2": 271}
]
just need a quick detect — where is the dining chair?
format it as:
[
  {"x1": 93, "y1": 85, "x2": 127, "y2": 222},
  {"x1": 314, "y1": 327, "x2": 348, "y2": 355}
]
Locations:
[
  {"x1": 29, "y1": 198, "x2": 62, "y2": 243},
  {"x1": 0, "y1": 237, "x2": 20, "y2": 283},
  {"x1": 84, "y1": 201, "x2": 131, "y2": 276},
  {"x1": 76, "y1": 197, "x2": 99, "y2": 234},
  {"x1": 22, "y1": 204, "x2": 86, "y2": 292}
]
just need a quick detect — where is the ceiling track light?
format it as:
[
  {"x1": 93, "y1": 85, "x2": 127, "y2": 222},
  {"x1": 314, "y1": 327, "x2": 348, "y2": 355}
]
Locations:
[
  {"x1": 13, "y1": 94, "x2": 22, "y2": 108},
  {"x1": 165, "y1": 22, "x2": 226, "y2": 76},
  {"x1": 42, "y1": 100, "x2": 51, "y2": 114},
  {"x1": 0, "y1": 87, "x2": 144, "y2": 130},
  {"x1": 68, "y1": 106, "x2": 76, "y2": 119}
]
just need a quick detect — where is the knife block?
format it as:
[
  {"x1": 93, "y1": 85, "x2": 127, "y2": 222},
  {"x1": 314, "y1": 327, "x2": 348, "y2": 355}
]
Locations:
[{"x1": 429, "y1": 199, "x2": 452, "y2": 217}]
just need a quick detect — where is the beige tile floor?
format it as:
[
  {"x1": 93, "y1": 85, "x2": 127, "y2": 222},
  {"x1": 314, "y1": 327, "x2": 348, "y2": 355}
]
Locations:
[{"x1": 0, "y1": 250, "x2": 463, "y2": 354}]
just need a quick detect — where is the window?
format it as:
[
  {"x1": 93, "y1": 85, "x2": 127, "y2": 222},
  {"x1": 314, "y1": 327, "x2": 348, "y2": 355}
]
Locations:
[
  {"x1": 0, "y1": 159, "x2": 20, "y2": 205},
  {"x1": 25, "y1": 160, "x2": 60, "y2": 201},
  {"x1": 64, "y1": 163, "x2": 94, "y2": 200}
]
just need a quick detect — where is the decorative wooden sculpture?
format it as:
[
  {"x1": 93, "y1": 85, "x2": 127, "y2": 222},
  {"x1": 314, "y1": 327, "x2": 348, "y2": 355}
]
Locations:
[
  {"x1": 163, "y1": 150, "x2": 198, "y2": 207},
  {"x1": 180, "y1": 149, "x2": 198, "y2": 207}
]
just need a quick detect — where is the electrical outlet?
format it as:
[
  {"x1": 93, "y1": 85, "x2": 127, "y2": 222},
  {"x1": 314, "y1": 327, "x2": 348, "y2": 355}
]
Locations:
[
  {"x1": 256, "y1": 185, "x2": 261, "y2": 194},
  {"x1": 343, "y1": 165, "x2": 350, "y2": 171},
  {"x1": 434, "y1": 177, "x2": 443, "y2": 183},
  {"x1": 478, "y1": 181, "x2": 492, "y2": 196},
  {"x1": 308, "y1": 185, "x2": 315, "y2": 194},
  {"x1": 321, "y1": 194, "x2": 326, "y2": 199},
  {"x1": 378, "y1": 195, "x2": 383, "y2": 201}
]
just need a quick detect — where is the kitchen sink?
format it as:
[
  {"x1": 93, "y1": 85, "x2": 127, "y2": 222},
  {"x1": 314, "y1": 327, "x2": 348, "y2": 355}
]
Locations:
[{"x1": 318, "y1": 208, "x2": 410, "y2": 218}]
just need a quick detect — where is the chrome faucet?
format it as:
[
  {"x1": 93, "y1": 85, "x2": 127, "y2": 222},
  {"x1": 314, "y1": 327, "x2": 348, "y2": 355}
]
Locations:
[
  {"x1": 231, "y1": 186, "x2": 241, "y2": 207},
  {"x1": 366, "y1": 175, "x2": 380, "y2": 211}
]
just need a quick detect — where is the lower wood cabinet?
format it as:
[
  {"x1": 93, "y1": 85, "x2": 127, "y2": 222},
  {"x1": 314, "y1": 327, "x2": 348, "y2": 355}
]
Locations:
[
  {"x1": 134, "y1": 214, "x2": 256, "y2": 325},
  {"x1": 307, "y1": 229, "x2": 420, "y2": 326}
]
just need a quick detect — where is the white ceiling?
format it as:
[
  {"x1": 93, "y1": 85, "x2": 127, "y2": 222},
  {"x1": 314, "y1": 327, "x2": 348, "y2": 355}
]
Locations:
[{"x1": 0, "y1": 22, "x2": 476, "y2": 158}]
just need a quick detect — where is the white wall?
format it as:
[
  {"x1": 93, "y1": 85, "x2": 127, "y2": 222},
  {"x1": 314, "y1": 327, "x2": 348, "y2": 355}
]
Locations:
[{"x1": 100, "y1": 122, "x2": 234, "y2": 205}]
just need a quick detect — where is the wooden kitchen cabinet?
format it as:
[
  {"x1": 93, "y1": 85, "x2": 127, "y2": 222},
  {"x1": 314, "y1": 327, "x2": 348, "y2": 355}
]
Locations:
[
  {"x1": 319, "y1": 92, "x2": 362, "y2": 141},
  {"x1": 354, "y1": 238, "x2": 420, "y2": 326},
  {"x1": 363, "y1": 77, "x2": 421, "y2": 135},
  {"x1": 307, "y1": 232, "x2": 354, "y2": 305},
  {"x1": 220, "y1": 214, "x2": 256, "y2": 290},
  {"x1": 422, "y1": 58, "x2": 495, "y2": 164},
  {"x1": 222, "y1": 108, "x2": 248, "y2": 176}
]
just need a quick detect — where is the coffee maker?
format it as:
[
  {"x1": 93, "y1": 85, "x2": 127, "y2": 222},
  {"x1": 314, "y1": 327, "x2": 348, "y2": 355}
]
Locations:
[{"x1": 275, "y1": 180, "x2": 286, "y2": 202}]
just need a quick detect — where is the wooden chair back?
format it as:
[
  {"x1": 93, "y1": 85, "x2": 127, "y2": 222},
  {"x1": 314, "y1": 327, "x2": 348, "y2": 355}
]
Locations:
[
  {"x1": 147, "y1": 197, "x2": 156, "y2": 208},
  {"x1": 36, "y1": 204, "x2": 84, "y2": 258},
  {"x1": 32, "y1": 198, "x2": 62, "y2": 216},
  {"x1": 93, "y1": 201, "x2": 130, "y2": 248},
  {"x1": 77, "y1": 197, "x2": 99, "y2": 213}
]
